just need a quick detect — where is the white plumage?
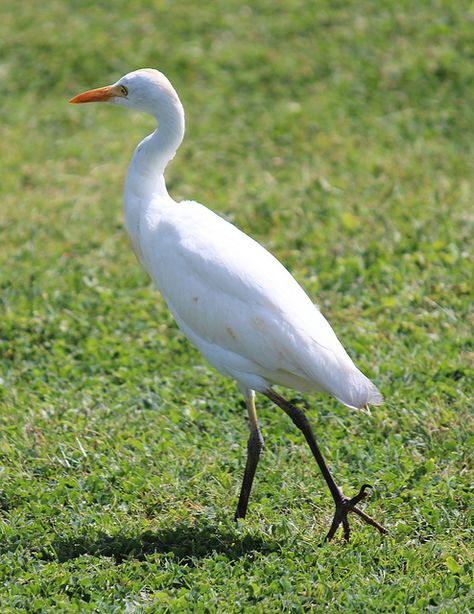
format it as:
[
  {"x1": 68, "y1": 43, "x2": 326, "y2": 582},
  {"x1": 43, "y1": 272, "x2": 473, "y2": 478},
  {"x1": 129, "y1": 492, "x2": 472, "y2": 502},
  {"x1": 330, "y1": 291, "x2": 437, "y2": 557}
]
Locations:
[
  {"x1": 70, "y1": 69, "x2": 387, "y2": 541},
  {"x1": 138, "y1": 199, "x2": 382, "y2": 409}
]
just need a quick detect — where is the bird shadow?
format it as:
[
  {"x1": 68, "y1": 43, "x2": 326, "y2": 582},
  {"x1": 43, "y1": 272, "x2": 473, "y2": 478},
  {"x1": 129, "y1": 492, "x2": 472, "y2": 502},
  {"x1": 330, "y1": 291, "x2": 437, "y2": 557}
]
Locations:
[{"x1": 47, "y1": 520, "x2": 278, "y2": 565}]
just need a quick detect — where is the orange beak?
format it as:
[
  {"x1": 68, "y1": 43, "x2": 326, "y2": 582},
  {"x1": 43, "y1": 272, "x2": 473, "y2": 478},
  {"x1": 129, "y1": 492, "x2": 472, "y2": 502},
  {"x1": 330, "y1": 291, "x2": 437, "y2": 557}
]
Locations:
[{"x1": 69, "y1": 84, "x2": 122, "y2": 104}]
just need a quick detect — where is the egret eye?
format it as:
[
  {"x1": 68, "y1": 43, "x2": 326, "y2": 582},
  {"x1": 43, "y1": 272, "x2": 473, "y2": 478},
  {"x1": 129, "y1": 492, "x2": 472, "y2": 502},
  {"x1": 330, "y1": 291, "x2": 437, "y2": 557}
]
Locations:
[{"x1": 119, "y1": 85, "x2": 128, "y2": 96}]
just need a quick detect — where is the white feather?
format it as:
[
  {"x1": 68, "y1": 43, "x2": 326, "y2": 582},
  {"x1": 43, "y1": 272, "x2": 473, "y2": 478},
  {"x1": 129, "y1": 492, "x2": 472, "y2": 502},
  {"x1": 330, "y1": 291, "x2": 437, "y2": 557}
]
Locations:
[{"x1": 78, "y1": 68, "x2": 383, "y2": 411}]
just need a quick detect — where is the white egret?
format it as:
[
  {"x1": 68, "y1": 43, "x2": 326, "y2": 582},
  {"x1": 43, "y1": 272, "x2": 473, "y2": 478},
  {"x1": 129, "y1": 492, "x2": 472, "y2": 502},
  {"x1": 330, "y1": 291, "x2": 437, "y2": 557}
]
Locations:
[{"x1": 70, "y1": 69, "x2": 387, "y2": 541}]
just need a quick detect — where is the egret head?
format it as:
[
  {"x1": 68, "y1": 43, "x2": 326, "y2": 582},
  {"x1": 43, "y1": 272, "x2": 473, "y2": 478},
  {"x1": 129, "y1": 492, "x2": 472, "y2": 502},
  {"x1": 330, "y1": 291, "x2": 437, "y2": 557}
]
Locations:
[{"x1": 70, "y1": 68, "x2": 181, "y2": 117}]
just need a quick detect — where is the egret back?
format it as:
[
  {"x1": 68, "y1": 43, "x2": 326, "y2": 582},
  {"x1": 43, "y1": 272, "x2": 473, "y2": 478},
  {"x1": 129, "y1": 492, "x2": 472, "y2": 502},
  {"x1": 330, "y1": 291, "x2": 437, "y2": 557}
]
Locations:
[{"x1": 137, "y1": 199, "x2": 383, "y2": 409}]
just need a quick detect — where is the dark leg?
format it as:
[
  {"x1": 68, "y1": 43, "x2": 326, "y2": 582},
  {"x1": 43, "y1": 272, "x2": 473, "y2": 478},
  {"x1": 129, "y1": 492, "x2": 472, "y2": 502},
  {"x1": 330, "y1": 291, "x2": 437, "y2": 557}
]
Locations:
[
  {"x1": 235, "y1": 427, "x2": 264, "y2": 519},
  {"x1": 264, "y1": 389, "x2": 387, "y2": 541},
  {"x1": 235, "y1": 390, "x2": 264, "y2": 520}
]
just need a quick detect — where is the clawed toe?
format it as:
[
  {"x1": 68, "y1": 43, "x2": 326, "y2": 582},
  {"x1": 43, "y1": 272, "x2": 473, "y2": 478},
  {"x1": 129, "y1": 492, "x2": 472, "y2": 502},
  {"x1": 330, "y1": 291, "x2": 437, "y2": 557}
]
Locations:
[
  {"x1": 348, "y1": 483, "x2": 372, "y2": 506},
  {"x1": 325, "y1": 484, "x2": 387, "y2": 542}
]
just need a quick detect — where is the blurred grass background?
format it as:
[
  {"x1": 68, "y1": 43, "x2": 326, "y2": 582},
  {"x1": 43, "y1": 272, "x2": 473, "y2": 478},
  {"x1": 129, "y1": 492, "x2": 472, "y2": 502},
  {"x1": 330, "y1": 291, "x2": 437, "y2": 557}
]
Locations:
[{"x1": 0, "y1": 0, "x2": 472, "y2": 611}]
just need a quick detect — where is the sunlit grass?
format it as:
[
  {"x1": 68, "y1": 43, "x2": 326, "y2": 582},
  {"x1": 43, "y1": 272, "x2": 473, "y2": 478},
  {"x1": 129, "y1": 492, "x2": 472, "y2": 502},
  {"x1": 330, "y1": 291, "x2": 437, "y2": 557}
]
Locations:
[{"x1": 0, "y1": 0, "x2": 472, "y2": 610}]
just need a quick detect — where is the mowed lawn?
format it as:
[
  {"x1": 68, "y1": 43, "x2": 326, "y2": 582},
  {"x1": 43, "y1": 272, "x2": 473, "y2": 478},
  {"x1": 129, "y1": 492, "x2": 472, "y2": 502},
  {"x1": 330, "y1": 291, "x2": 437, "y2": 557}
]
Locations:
[{"x1": 0, "y1": 0, "x2": 472, "y2": 611}]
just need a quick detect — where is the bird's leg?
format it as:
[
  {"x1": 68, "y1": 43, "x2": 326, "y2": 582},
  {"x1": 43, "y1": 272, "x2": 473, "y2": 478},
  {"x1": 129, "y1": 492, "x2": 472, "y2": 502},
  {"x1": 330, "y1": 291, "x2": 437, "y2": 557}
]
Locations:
[
  {"x1": 235, "y1": 389, "x2": 264, "y2": 520},
  {"x1": 264, "y1": 389, "x2": 387, "y2": 542}
]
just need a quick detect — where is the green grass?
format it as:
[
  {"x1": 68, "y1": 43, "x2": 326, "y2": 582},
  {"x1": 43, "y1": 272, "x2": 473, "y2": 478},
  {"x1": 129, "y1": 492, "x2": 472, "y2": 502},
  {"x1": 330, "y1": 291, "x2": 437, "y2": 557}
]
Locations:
[{"x1": 1, "y1": 0, "x2": 473, "y2": 611}]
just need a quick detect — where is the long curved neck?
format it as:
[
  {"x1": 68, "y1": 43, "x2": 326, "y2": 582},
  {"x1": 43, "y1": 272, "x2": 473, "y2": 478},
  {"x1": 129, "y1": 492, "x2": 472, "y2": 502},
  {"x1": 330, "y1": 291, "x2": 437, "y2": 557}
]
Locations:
[{"x1": 125, "y1": 96, "x2": 185, "y2": 202}]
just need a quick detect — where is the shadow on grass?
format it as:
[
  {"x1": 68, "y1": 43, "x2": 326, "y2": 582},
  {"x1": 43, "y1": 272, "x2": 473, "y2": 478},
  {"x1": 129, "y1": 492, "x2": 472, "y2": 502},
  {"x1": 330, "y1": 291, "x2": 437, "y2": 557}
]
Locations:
[{"x1": 48, "y1": 521, "x2": 278, "y2": 564}]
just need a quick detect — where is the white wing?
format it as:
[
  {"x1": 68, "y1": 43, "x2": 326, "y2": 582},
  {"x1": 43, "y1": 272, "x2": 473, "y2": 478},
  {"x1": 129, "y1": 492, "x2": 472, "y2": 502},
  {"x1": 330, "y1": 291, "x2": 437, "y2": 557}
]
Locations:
[{"x1": 139, "y1": 199, "x2": 382, "y2": 409}]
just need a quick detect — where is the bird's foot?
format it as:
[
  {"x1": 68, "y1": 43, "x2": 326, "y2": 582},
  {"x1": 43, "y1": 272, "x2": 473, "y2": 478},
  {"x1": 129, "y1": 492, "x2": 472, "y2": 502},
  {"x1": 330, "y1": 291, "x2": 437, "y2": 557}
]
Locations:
[{"x1": 325, "y1": 484, "x2": 388, "y2": 542}]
